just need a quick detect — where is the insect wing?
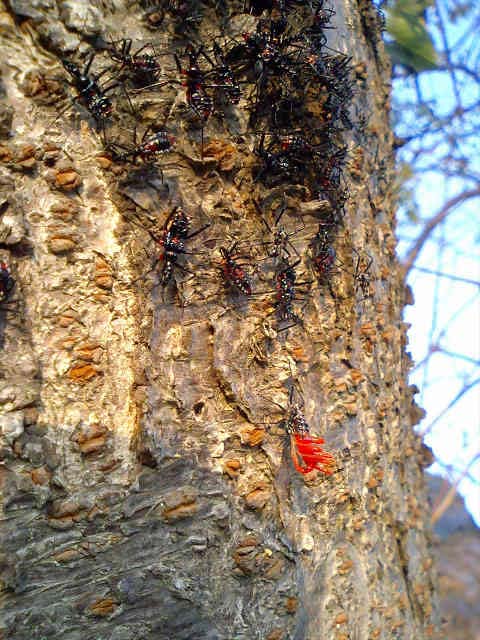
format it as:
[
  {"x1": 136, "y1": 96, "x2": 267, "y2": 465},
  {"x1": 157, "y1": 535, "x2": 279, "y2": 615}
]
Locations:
[{"x1": 290, "y1": 433, "x2": 334, "y2": 475}]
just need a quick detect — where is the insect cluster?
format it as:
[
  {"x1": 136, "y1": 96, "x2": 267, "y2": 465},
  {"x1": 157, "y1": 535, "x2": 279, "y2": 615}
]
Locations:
[{"x1": 48, "y1": 0, "x2": 375, "y2": 477}]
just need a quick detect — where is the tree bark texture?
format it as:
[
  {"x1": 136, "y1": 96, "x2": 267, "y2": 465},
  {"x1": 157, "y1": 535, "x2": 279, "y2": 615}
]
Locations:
[{"x1": 0, "y1": 1, "x2": 441, "y2": 639}]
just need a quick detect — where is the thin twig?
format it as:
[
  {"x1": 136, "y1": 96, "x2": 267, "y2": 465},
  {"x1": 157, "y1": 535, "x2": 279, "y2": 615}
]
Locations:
[
  {"x1": 420, "y1": 377, "x2": 480, "y2": 437},
  {"x1": 403, "y1": 188, "x2": 480, "y2": 272},
  {"x1": 431, "y1": 452, "x2": 480, "y2": 525},
  {"x1": 412, "y1": 266, "x2": 480, "y2": 286}
]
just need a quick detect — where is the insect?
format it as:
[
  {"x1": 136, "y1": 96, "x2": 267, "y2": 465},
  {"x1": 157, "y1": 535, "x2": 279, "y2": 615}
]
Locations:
[
  {"x1": 106, "y1": 127, "x2": 175, "y2": 164},
  {"x1": 262, "y1": 384, "x2": 335, "y2": 476},
  {"x1": 254, "y1": 198, "x2": 303, "y2": 262},
  {"x1": 135, "y1": 207, "x2": 209, "y2": 287},
  {"x1": 318, "y1": 146, "x2": 348, "y2": 196},
  {"x1": 219, "y1": 243, "x2": 253, "y2": 296},
  {"x1": 138, "y1": 0, "x2": 202, "y2": 30},
  {"x1": 310, "y1": 223, "x2": 336, "y2": 282},
  {"x1": 0, "y1": 261, "x2": 15, "y2": 305},
  {"x1": 106, "y1": 38, "x2": 163, "y2": 85},
  {"x1": 286, "y1": 403, "x2": 335, "y2": 475},
  {"x1": 273, "y1": 259, "x2": 311, "y2": 328},
  {"x1": 174, "y1": 45, "x2": 215, "y2": 121},
  {"x1": 209, "y1": 42, "x2": 241, "y2": 105},
  {"x1": 61, "y1": 53, "x2": 116, "y2": 124},
  {"x1": 253, "y1": 133, "x2": 300, "y2": 183},
  {"x1": 352, "y1": 248, "x2": 373, "y2": 299}
]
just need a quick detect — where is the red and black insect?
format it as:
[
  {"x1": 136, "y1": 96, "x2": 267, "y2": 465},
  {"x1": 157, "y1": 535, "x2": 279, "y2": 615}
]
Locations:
[
  {"x1": 61, "y1": 53, "x2": 116, "y2": 123},
  {"x1": 0, "y1": 261, "x2": 15, "y2": 305},
  {"x1": 106, "y1": 38, "x2": 164, "y2": 85},
  {"x1": 219, "y1": 243, "x2": 253, "y2": 296},
  {"x1": 262, "y1": 385, "x2": 335, "y2": 476},
  {"x1": 286, "y1": 403, "x2": 335, "y2": 475},
  {"x1": 253, "y1": 133, "x2": 300, "y2": 183},
  {"x1": 174, "y1": 45, "x2": 215, "y2": 122},
  {"x1": 136, "y1": 207, "x2": 209, "y2": 287},
  {"x1": 106, "y1": 126, "x2": 175, "y2": 164},
  {"x1": 318, "y1": 146, "x2": 348, "y2": 195},
  {"x1": 279, "y1": 133, "x2": 332, "y2": 160}
]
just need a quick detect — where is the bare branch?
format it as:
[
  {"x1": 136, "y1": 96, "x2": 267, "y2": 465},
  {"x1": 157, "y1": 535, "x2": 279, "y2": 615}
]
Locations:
[
  {"x1": 403, "y1": 188, "x2": 480, "y2": 272},
  {"x1": 412, "y1": 266, "x2": 480, "y2": 287},
  {"x1": 431, "y1": 452, "x2": 480, "y2": 525},
  {"x1": 420, "y1": 377, "x2": 480, "y2": 437}
]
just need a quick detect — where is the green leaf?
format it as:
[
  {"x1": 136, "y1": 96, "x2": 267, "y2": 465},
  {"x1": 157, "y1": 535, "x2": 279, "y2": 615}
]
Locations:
[{"x1": 385, "y1": 0, "x2": 438, "y2": 72}]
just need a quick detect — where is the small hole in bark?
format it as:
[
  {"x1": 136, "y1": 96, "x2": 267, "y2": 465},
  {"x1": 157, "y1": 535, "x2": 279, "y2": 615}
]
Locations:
[{"x1": 193, "y1": 401, "x2": 204, "y2": 415}]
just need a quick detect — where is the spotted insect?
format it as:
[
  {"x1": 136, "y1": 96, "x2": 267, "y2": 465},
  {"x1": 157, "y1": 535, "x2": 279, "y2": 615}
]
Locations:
[
  {"x1": 135, "y1": 207, "x2": 209, "y2": 287},
  {"x1": 106, "y1": 127, "x2": 175, "y2": 164},
  {"x1": 311, "y1": 223, "x2": 336, "y2": 282},
  {"x1": 286, "y1": 403, "x2": 335, "y2": 475},
  {"x1": 273, "y1": 259, "x2": 312, "y2": 328},
  {"x1": 106, "y1": 38, "x2": 163, "y2": 85},
  {"x1": 61, "y1": 53, "x2": 116, "y2": 123},
  {"x1": 219, "y1": 243, "x2": 253, "y2": 296}
]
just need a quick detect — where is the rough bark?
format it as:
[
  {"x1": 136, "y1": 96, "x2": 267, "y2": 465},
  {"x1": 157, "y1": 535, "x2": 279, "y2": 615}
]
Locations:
[{"x1": 0, "y1": 1, "x2": 441, "y2": 639}]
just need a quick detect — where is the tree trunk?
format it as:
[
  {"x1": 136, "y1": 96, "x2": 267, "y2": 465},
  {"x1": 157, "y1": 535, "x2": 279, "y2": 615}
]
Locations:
[{"x1": 0, "y1": 1, "x2": 441, "y2": 639}]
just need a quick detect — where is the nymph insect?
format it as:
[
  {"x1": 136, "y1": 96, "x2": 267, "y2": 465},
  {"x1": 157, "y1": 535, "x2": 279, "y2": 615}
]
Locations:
[
  {"x1": 106, "y1": 38, "x2": 163, "y2": 85},
  {"x1": 310, "y1": 223, "x2": 336, "y2": 282},
  {"x1": 61, "y1": 53, "x2": 116, "y2": 124},
  {"x1": 352, "y1": 248, "x2": 373, "y2": 299},
  {"x1": 286, "y1": 403, "x2": 335, "y2": 475},
  {"x1": 254, "y1": 198, "x2": 303, "y2": 262},
  {"x1": 208, "y1": 42, "x2": 241, "y2": 105},
  {"x1": 219, "y1": 243, "x2": 253, "y2": 296},
  {"x1": 137, "y1": 207, "x2": 209, "y2": 286},
  {"x1": 0, "y1": 261, "x2": 15, "y2": 305},
  {"x1": 262, "y1": 385, "x2": 335, "y2": 476},
  {"x1": 274, "y1": 258, "x2": 308, "y2": 329},
  {"x1": 106, "y1": 127, "x2": 175, "y2": 164}
]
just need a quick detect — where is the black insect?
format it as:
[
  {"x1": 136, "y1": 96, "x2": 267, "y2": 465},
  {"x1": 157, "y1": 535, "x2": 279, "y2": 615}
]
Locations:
[
  {"x1": 138, "y1": 0, "x2": 202, "y2": 29},
  {"x1": 219, "y1": 243, "x2": 253, "y2": 296},
  {"x1": 172, "y1": 46, "x2": 213, "y2": 120},
  {"x1": 137, "y1": 207, "x2": 209, "y2": 287},
  {"x1": 241, "y1": 20, "x2": 294, "y2": 72},
  {"x1": 208, "y1": 42, "x2": 241, "y2": 105},
  {"x1": 254, "y1": 198, "x2": 303, "y2": 262},
  {"x1": 317, "y1": 146, "x2": 348, "y2": 196},
  {"x1": 279, "y1": 133, "x2": 332, "y2": 160},
  {"x1": 0, "y1": 261, "x2": 15, "y2": 305},
  {"x1": 253, "y1": 133, "x2": 299, "y2": 183},
  {"x1": 106, "y1": 38, "x2": 163, "y2": 85},
  {"x1": 61, "y1": 53, "x2": 116, "y2": 124},
  {"x1": 273, "y1": 259, "x2": 311, "y2": 329},
  {"x1": 106, "y1": 127, "x2": 175, "y2": 164},
  {"x1": 310, "y1": 223, "x2": 336, "y2": 282},
  {"x1": 303, "y1": 52, "x2": 353, "y2": 128}
]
